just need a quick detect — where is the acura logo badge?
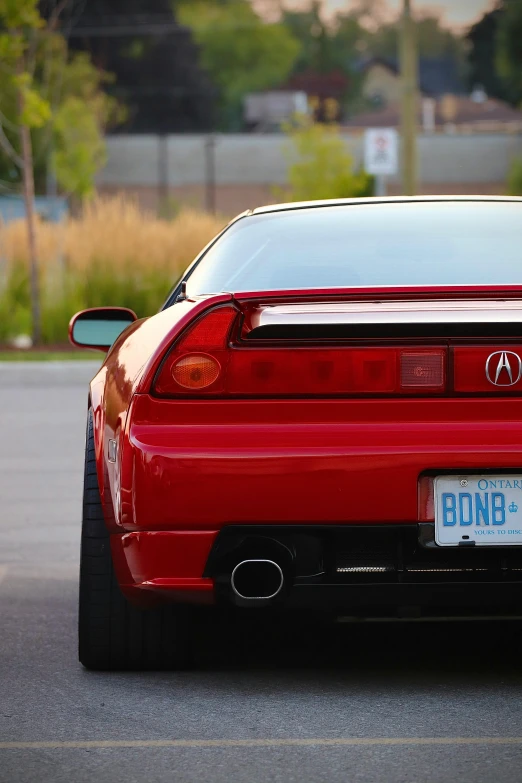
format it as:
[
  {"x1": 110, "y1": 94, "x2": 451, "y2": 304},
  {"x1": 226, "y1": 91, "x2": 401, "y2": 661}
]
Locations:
[{"x1": 485, "y1": 351, "x2": 522, "y2": 386}]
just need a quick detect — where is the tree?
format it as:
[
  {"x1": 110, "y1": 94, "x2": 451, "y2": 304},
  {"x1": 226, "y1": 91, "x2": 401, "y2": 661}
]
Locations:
[
  {"x1": 66, "y1": 0, "x2": 216, "y2": 132},
  {"x1": 366, "y1": 12, "x2": 466, "y2": 61},
  {"x1": 466, "y1": 5, "x2": 512, "y2": 103},
  {"x1": 278, "y1": 119, "x2": 373, "y2": 202},
  {"x1": 280, "y1": 5, "x2": 465, "y2": 116},
  {"x1": 282, "y1": 4, "x2": 367, "y2": 116},
  {"x1": 0, "y1": 0, "x2": 121, "y2": 343},
  {"x1": 496, "y1": 0, "x2": 522, "y2": 104},
  {"x1": 283, "y1": 2, "x2": 365, "y2": 74},
  {"x1": 178, "y1": 0, "x2": 301, "y2": 128},
  {"x1": 0, "y1": 0, "x2": 54, "y2": 345}
]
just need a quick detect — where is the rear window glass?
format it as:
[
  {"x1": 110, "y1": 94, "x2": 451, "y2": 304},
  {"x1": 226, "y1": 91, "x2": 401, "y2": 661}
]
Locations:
[{"x1": 185, "y1": 202, "x2": 522, "y2": 294}]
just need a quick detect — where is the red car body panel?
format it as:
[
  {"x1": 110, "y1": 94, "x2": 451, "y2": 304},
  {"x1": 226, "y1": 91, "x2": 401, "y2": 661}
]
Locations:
[
  {"x1": 110, "y1": 530, "x2": 216, "y2": 605},
  {"x1": 80, "y1": 280, "x2": 522, "y2": 605},
  {"x1": 89, "y1": 294, "x2": 233, "y2": 526},
  {"x1": 124, "y1": 395, "x2": 522, "y2": 531}
]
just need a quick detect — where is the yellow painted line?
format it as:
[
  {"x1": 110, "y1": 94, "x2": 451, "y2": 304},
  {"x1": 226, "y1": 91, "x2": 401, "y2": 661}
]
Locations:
[
  {"x1": 2, "y1": 738, "x2": 522, "y2": 750},
  {"x1": 0, "y1": 566, "x2": 8, "y2": 586}
]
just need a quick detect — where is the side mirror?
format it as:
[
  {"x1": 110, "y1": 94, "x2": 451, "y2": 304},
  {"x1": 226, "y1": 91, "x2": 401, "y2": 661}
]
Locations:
[{"x1": 69, "y1": 307, "x2": 138, "y2": 352}]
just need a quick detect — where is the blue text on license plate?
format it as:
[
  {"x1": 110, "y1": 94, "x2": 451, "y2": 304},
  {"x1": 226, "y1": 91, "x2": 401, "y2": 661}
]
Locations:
[{"x1": 434, "y1": 476, "x2": 522, "y2": 546}]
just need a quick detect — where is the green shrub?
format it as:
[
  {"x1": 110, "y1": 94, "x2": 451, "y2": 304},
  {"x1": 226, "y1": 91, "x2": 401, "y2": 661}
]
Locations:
[
  {"x1": 277, "y1": 119, "x2": 374, "y2": 202},
  {"x1": 507, "y1": 157, "x2": 522, "y2": 196}
]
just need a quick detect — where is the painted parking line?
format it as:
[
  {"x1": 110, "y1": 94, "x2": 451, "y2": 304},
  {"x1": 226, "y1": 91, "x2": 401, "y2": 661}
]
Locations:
[{"x1": 2, "y1": 737, "x2": 522, "y2": 750}]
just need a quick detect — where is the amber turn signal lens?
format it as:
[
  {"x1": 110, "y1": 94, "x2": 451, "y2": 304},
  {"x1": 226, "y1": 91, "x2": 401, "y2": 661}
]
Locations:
[{"x1": 172, "y1": 354, "x2": 221, "y2": 389}]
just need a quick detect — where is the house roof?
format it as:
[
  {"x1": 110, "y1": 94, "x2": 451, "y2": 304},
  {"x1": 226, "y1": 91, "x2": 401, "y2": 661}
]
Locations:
[
  {"x1": 343, "y1": 95, "x2": 522, "y2": 129},
  {"x1": 284, "y1": 69, "x2": 351, "y2": 100},
  {"x1": 359, "y1": 56, "x2": 466, "y2": 98}
]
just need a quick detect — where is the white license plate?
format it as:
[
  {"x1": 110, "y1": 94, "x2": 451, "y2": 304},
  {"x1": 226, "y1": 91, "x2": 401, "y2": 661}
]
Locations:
[{"x1": 435, "y1": 475, "x2": 522, "y2": 546}]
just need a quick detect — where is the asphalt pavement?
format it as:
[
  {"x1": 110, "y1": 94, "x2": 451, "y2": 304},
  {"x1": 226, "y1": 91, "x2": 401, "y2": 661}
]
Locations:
[{"x1": 1, "y1": 362, "x2": 522, "y2": 783}]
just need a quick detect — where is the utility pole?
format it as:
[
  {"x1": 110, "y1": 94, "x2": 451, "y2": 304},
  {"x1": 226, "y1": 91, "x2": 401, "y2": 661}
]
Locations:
[
  {"x1": 205, "y1": 135, "x2": 216, "y2": 215},
  {"x1": 400, "y1": 0, "x2": 418, "y2": 196}
]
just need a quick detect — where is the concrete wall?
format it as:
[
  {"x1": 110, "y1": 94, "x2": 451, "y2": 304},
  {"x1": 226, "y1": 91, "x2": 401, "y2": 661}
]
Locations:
[
  {"x1": 97, "y1": 132, "x2": 522, "y2": 215},
  {"x1": 100, "y1": 132, "x2": 522, "y2": 188}
]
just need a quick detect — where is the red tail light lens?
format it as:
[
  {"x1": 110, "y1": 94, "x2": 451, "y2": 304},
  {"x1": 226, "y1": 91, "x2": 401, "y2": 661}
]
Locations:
[
  {"x1": 154, "y1": 312, "x2": 448, "y2": 396},
  {"x1": 226, "y1": 348, "x2": 398, "y2": 395},
  {"x1": 154, "y1": 306, "x2": 237, "y2": 395},
  {"x1": 400, "y1": 351, "x2": 445, "y2": 390},
  {"x1": 418, "y1": 476, "x2": 435, "y2": 521},
  {"x1": 454, "y1": 346, "x2": 522, "y2": 393},
  {"x1": 177, "y1": 307, "x2": 238, "y2": 351},
  {"x1": 153, "y1": 306, "x2": 448, "y2": 397}
]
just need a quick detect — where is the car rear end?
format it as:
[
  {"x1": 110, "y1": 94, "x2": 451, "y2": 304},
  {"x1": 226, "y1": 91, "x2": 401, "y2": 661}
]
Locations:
[{"x1": 115, "y1": 281, "x2": 522, "y2": 618}]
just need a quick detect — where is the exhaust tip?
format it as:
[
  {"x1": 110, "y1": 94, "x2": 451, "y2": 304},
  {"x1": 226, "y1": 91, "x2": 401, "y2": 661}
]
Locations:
[{"x1": 231, "y1": 559, "x2": 284, "y2": 601}]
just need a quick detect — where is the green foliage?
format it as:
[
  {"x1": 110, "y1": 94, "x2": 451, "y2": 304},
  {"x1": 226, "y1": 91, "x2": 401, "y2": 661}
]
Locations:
[
  {"x1": 0, "y1": 32, "x2": 25, "y2": 63},
  {"x1": 507, "y1": 158, "x2": 522, "y2": 196},
  {"x1": 0, "y1": 6, "x2": 122, "y2": 198},
  {"x1": 0, "y1": 198, "x2": 225, "y2": 345},
  {"x1": 15, "y1": 75, "x2": 52, "y2": 128},
  {"x1": 0, "y1": 258, "x2": 174, "y2": 345},
  {"x1": 0, "y1": 261, "x2": 32, "y2": 342},
  {"x1": 281, "y1": 3, "x2": 466, "y2": 117},
  {"x1": 0, "y1": 1, "x2": 51, "y2": 132},
  {"x1": 496, "y1": 0, "x2": 522, "y2": 102},
  {"x1": 52, "y1": 98, "x2": 107, "y2": 198},
  {"x1": 178, "y1": 0, "x2": 300, "y2": 126},
  {"x1": 367, "y1": 13, "x2": 466, "y2": 60},
  {"x1": 283, "y1": 2, "x2": 354, "y2": 74},
  {"x1": 0, "y1": 351, "x2": 98, "y2": 361},
  {"x1": 466, "y1": 7, "x2": 511, "y2": 103},
  {"x1": 0, "y1": 0, "x2": 42, "y2": 30},
  {"x1": 279, "y1": 120, "x2": 374, "y2": 202}
]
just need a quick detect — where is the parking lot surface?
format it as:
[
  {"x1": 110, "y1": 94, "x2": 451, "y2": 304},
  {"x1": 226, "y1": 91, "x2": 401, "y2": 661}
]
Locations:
[{"x1": 1, "y1": 363, "x2": 522, "y2": 783}]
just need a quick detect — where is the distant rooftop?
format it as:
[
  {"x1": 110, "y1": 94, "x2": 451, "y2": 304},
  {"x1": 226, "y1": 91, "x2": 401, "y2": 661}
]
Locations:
[
  {"x1": 343, "y1": 95, "x2": 522, "y2": 131},
  {"x1": 357, "y1": 57, "x2": 466, "y2": 98}
]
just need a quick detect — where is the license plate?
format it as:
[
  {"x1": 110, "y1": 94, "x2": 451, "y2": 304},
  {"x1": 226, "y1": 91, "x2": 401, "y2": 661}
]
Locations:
[{"x1": 434, "y1": 475, "x2": 522, "y2": 546}]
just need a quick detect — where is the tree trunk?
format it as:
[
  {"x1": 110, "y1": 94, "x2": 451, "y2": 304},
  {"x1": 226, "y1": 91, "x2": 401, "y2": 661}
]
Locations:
[
  {"x1": 18, "y1": 102, "x2": 41, "y2": 345},
  {"x1": 400, "y1": 0, "x2": 419, "y2": 196}
]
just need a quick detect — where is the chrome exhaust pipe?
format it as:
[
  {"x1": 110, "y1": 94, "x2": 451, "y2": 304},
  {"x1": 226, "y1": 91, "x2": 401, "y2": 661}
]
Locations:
[{"x1": 231, "y1": 559, "x2": 284, "y2": 601}]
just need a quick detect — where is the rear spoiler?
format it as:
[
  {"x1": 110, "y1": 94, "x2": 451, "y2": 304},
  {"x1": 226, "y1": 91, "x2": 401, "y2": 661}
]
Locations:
[{"x1": 244, "y1": 299, "x2": 522, "y2": 341}]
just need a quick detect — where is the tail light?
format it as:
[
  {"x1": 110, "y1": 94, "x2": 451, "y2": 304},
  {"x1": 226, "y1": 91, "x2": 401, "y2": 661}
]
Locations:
[
  {"x1": 400, "y1": 351, "x2": 445, "y2": 390},
  {"x1": 418, "y1": 476, "x2": 435, "y2": 521},
  {"x1": 153, "y1": 306, "x2": 448, "y2": 398},
  {"x1": 454, "y1": 346, "x2": 522, "y2": 393},
  {"x1": 154, "y1": 306, "x2": 237, "y2": 396}
]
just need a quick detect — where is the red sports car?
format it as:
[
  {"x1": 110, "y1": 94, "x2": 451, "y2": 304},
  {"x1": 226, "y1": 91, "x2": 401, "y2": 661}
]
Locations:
[{"x1": 71, "y1": 196, "x2": 522, "y2": 670}]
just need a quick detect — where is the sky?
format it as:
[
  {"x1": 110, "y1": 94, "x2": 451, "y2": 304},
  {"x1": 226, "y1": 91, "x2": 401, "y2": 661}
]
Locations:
[{"x1": 278, "y1": 0, "x2": 495, "y2": 27}]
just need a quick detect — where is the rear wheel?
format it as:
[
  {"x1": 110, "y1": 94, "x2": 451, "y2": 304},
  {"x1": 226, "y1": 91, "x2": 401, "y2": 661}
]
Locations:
[{"x1": 79, "y1": 410, "x2": 192, "y2": 670}]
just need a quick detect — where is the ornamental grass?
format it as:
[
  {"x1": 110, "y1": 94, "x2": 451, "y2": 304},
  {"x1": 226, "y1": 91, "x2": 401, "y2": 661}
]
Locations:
[{"x1": 0, "y1": 196, "x2": 226, "y2": 344}]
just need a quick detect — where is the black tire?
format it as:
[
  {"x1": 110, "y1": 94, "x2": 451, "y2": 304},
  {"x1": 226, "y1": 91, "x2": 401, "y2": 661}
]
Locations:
[{"x1": 79, "y1": 409, "x2": 192, "y2": 670}]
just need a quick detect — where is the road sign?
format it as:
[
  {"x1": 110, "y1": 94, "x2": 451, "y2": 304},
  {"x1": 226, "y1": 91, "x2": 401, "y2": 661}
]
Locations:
[{"x1": 363, "y1": 128, "x2": 399, "y2": 177}]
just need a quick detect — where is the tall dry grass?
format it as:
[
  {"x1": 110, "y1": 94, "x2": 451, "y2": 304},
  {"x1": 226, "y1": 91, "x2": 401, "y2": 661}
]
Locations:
[{"x1": 0, "y1": 196, "x2": 226, "y2": 344}]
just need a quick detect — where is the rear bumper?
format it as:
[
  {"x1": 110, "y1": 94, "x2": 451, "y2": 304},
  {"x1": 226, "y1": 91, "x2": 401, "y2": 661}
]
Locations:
[
  {"x1": 121, "y1": 395, "x2": 522, "y2": 531},
  {"x1": 111, "y1": 530, "x2": 217, "y2": 605},
  {"x1": 115, "y1": 395, "x2": 522, "y2": 611},
  {"x1": 112, "y1": 523, "x2": 522, "y2": 614}
]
